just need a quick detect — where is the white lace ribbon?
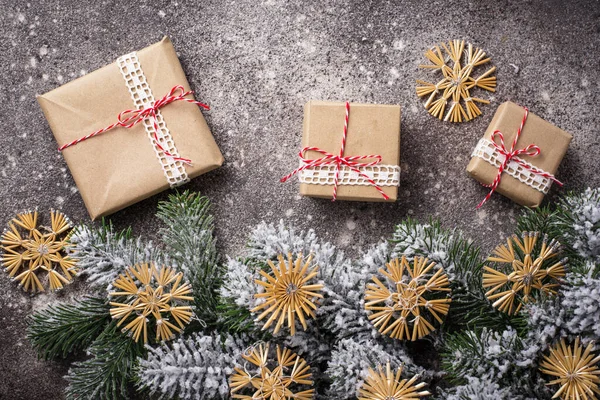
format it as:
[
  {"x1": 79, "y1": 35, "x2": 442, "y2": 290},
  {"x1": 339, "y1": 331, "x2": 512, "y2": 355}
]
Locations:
[
  {"x1": 299, "y1": 164, "x2": 400, "y2": 187},
  {"x1": 471, "y1": 138, "x2": 552, "y2": 194},
  {"x1": 116, "y1": 52, "x2": 189, "y2": 187}
]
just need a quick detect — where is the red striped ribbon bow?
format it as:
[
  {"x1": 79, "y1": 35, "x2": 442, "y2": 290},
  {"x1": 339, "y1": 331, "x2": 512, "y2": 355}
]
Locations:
[
  {"x1": 281, "y1": 101, "x2": 389, "y2": 201},
  {"x1": 477, "y1": 106, "x2": 562, "y2": 208},
  {"x1": 58, "y1": 85, "x2": 209, "y2": 165}
]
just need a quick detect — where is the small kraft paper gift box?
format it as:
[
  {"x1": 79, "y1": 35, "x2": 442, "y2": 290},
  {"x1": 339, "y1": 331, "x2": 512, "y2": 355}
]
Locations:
[
  {"x1": 467, "y1": 101, "x2": 572, "y2": 208},
  {"x1": 38, "y1": 37, "x2": 224, "y2": 219},
  {"x1": 281, "y1": 101, "x2": 401, "y2": 202}
]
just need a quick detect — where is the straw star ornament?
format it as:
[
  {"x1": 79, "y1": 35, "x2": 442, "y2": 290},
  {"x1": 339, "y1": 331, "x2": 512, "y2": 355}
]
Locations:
[
  {"x1": 365, "y1": 255, "x2": 451, "y2": 341},
  {"x1": 252, "y1": 253, "x2": 324, "y2": 336},
  {"x1": 109, "y1": 263, "x2": 194, "y2": 343},
  {"x1": 358, "y1": 362, "x2": 430, "y2": 400},
  {"x1": 416, "y1": 39, "x2": 496, "y2": 122},
  {"x1": 539, "y1": 338, "x2": 600, "y2": 400},
  {"x1": 483, "y1": 232, "x2": 566, "y2": 315},
  {"x1": 1, "y1": 210, "x2": 76, "y2": 292},
  {"x1": 229, "y1": 343, "x2": 314, "y2": 400}
]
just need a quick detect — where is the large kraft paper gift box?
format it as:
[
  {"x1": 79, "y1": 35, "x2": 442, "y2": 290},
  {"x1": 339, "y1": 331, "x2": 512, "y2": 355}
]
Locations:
[
  {"x1": 38, "y1": 37, "x2": 224, "y2": 220},
  {"x1": 290, "y1": 101, "x2": 401, "y2": 202},
  {"x1": 467, "y1": 101, "x2": 572, "y2": 207}
]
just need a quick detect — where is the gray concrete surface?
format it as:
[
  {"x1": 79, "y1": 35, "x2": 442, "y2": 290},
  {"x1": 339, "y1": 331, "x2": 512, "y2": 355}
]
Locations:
[{"x1": 1, "y1": 0, "x2": 600, "y2": 398}]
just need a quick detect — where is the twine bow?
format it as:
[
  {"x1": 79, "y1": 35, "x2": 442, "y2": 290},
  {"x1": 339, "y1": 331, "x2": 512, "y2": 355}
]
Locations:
[
  {"x1": 280, "y1": 102, "x2": 389, "y2": 201},
  {"x1": 477, "y1": 106, "x2": 562, "y2": 208},
  {"x1": 58, "y1": 85, "x2": 209, "y2": 165}
]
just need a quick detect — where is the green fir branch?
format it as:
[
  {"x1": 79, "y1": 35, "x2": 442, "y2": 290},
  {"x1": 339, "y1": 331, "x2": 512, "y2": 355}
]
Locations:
[
  {"x1": 27, "y1": 297, "x2": 111, "y2": 360},
  {"x1": 557, "y1": 189, "x2": 600, "y2": 235},
  {"x1": 216, "y1": 297, "x2": 256, "y2": 334},
  {"x1": 65, "y1": 323, "x2": 145, "y2": 400},
  {"x1": 516, "y1": 206, "x2": 569, "y2": 242},
  {"x1": 156, "y1": 191, "x2": 222, "y2": 327}
]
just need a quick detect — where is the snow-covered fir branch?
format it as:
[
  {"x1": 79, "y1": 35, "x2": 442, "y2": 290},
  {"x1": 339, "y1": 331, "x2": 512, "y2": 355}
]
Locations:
[
  {"x1": 561, "y1": 270, "x2": 600, "y2": 340},
  {"x1": 326, "y1": 337, "x2": 425, "y2": 399},
  {"x1": 320, "y1": 241, "x2": 387, "y2": 340},
  {"x1": 156, "y1": 192, "x2": 222, "y2": 323},
  {"x1": 156, "y1": 191, "x2": 219, "y2": 281},
  {"x1": 245, "y1": 220, "x2": 328, "y2": 262},
  {"x1": 391, "y1": 219, "x2": 457, "y2": 276},
  {"x1": 137, "y1": 333, "x2": 248, "y2": 400},
  {"x1": 444, "y1": 328, "x2": 524, "y2": 379},
  {"x1": 281, "y1": 328, "x2": 332, "y2": 364},
  {"x1": 219, "y1": 257, "x2": 258, "y2": 310},
  {"x1": 58, "y1": 188, "x2": 600, "y2": 400},
  {"x1": 441, "y1": 327, "x2": 550, "y2": 399},
  {"x1": 69, "y1": 223, "x2": 161, "y2": 292},
  {"x1": 525, "y1": 265, "x2": 600, "y2": 346},
  {"x1": 560, "y1": 188, "x2": 600, "y2": 263},
  {"x1": 440, "y1": 375, "x2": 534, "y2": 400}
]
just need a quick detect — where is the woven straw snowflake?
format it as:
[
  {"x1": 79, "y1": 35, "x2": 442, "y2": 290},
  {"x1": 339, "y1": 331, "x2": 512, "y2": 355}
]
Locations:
[
  {"x1": 109, "y1": 263, "x2": 194, "y2": 343},
  {"x1": 229, "y1": 343, "x2": 314, "y2": 400},
  {"x1": 365, "y1": 255, "x2": 451, "y2": 341},
  {"x1": 483, "y1": 232, "x2": 566, "y2": 315},
  {"x1": 358, "y1": 362, "x2": 430, "y2": 400},
  {"x1": 416, "y1": 39, "x2": 496, "y2": 122},
  {"x1": 540, "y1": 338, "x2": 600, "y2": 400},
  {"x1": 1, "y1": 210, "x2": 76, "y2": 292},
  {"x1": 252, "y1": 253, "x2": 324, "y2": 336}
]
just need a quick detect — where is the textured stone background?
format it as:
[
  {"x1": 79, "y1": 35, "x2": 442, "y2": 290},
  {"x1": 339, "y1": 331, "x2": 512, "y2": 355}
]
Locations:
[{"x1": 1, "y1": 0, "x2": 600, "y2": 398}]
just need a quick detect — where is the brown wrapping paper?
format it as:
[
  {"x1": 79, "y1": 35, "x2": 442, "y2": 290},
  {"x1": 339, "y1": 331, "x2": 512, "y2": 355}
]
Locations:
[
  {"x1": 299, "y1": 101, "x2": 401, "y2": 201},
  {"x1": 466, "y1": 101, "x2": 572, "y2": 207},
  {"x1": 38, "y1": 37, "x2": 224, "y2": 220}
]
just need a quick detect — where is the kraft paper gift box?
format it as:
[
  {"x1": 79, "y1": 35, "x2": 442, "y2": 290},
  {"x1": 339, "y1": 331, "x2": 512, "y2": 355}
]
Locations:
[
  {"x1": 467, "y1": 101, "x2": 572, "y2": 207},
  {"x1": 38, "y1": 37, "x2": 224, "y2": 220},
  {"x1": 289, "y1": 100, "x2": 401, "y2": 202}
]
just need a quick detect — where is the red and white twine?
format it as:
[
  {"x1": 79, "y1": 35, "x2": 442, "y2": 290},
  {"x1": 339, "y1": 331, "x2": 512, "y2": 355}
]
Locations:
[
  {"x1": 476, "y1": 106, "x2": 562, "y2": 208},
  {"x1": 281, "y1": 102, "x2": 389, "y2": 201},
  {"x1": 58, "y1": 85, "x2": 209, "y2": 165}
]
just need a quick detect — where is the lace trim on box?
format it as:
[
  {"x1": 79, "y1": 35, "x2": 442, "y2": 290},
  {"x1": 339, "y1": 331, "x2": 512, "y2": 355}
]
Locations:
[
  {"x1": 471, "y1": 138, "x2": 552, "y2": 194},
  {"x1": 116, "y1": 52, "x2": 189, "y2": 187},
  {"x1": 299, "y1": 164, "x2": 400, "y2": 186}
]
